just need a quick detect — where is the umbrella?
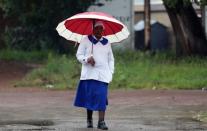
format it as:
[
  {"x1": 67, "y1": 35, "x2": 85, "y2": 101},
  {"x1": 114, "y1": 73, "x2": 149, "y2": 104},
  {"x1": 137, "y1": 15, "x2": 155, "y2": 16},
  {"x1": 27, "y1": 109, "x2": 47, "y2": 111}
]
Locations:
[{"x1": 56, "y1": 12, "x2": 130, "y2": 43}]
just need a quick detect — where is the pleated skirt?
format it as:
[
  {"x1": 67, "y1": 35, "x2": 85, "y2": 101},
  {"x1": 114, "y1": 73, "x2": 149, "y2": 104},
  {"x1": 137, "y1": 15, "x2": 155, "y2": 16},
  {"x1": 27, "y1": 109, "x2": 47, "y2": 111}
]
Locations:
[{"x1": 74, "y1": 80, "x2": 108, "y2": 111}]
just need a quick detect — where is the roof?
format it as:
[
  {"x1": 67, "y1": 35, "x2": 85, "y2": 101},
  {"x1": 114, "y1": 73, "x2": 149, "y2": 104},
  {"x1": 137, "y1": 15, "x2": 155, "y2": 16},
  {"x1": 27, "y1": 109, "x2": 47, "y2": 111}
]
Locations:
[{"x1": 134, "y1": 20, "x2": 157, "y2": 31}]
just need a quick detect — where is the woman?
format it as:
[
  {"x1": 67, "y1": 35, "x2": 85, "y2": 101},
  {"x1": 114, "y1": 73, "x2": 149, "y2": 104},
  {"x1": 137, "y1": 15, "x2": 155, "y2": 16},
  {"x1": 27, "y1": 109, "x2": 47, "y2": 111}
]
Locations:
[{"x1": 74, "y1": 21, "x2": 114, "y2": 130}]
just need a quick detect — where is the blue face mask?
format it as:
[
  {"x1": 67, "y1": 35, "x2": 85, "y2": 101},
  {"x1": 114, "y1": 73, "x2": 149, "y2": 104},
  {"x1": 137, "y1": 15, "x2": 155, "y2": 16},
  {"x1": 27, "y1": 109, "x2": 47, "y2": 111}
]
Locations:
[{"x1": 88, "y1": 35, "x2": 108, "y2": 45}]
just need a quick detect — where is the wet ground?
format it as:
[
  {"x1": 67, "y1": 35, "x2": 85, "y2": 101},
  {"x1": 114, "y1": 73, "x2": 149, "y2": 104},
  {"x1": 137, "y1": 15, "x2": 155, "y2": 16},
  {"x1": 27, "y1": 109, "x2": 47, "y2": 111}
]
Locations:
[{"x1": 0, "y1": 88, "x2": 206, "y2": 131}]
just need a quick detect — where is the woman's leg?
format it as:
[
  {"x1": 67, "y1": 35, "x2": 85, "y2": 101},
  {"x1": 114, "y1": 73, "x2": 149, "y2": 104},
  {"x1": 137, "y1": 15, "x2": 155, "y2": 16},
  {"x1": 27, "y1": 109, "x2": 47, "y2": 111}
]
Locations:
[
  {"x1": 87, "y1": 109, "x2": 93, "y2": 128},
  {"x1": 98, "y1": 111, "x2": 105, "y2": 121},
  {"x1": 87, "y1": 109, "x2": 93, "y2": 120},
  {"x1": 98, "y1": 111, "x2": 108, "y2": 130}
]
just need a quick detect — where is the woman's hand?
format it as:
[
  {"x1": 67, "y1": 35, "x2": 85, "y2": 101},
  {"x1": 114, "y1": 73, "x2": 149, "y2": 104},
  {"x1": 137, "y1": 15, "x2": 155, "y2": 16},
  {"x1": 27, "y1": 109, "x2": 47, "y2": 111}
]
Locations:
[{"x1": 87, "y1": 56, "x2": 95, "y2": 66}]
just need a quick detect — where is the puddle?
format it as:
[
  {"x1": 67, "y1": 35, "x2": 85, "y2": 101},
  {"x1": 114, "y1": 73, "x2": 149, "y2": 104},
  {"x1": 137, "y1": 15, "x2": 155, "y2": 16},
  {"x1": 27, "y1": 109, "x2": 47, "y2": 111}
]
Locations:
[
  {"x1": 0, "y1": 120, "x2": 54, "y2": 126},
  {"x1": 0, "y1": 120, "x2": 55, "y2": 130}
]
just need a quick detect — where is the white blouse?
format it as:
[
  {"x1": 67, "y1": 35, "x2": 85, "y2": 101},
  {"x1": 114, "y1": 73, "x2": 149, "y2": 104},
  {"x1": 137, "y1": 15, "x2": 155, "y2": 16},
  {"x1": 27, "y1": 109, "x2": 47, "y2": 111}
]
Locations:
[{"x1": 76, "y1": 36, "x2": 114, "y2": 83}]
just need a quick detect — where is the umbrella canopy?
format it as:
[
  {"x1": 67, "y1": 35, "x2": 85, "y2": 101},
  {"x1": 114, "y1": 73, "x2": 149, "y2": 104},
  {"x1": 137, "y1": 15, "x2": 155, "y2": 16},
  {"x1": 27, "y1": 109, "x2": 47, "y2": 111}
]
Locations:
[{"x1": 56, "y1": 12, "x2": 130, "y2": 43}]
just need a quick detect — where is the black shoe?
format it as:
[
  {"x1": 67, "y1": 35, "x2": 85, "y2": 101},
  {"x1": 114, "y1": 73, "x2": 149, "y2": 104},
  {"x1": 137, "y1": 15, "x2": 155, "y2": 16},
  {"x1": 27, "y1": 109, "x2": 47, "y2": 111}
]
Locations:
[
  {"x1": 87, "y1": 120, "x2": 93, "y2": 128},
  {"x1": 97, "y1": 121, "x2": 108, "y2": 130}
]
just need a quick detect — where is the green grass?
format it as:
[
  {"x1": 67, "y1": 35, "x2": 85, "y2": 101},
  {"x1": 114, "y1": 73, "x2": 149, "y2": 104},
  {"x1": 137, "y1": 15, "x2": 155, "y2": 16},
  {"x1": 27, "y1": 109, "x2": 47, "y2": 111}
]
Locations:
[
  {"x1": 15, "y1": 54, "x2": 80, "y2": 90},
  {"x1": 12, "y1": 50, "x2": 207, "y2": 90},
  {"x1": 0, "y1": 49, "x2": 50, "y2": 62},
  {"x1": 110, "y1": 51, "x2": 207, "y2": 89}
]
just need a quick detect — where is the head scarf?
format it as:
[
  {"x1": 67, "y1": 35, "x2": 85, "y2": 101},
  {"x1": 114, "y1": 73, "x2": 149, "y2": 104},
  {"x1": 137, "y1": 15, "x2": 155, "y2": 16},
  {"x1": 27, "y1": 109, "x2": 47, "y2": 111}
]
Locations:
[{"x1": 94, "y1": 21, "x2": 105, "y2": 30}]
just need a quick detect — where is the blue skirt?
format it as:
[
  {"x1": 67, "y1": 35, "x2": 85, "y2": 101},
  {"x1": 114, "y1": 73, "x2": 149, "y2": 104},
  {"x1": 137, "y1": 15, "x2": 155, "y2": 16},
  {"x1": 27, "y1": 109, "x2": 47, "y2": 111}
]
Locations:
[{"x1": 74, "y1": 80, "x2": 108, "y2": 111}]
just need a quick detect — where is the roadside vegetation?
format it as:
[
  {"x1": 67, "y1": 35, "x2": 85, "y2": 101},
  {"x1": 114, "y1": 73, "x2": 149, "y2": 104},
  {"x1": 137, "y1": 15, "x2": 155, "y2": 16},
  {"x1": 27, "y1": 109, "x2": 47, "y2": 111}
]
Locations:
[
  {"x1": 1, "y1": 49, "x2": 207, "y2": 90},
  {"x1": 0, "y1": 49, "x2": 50, "y2": 63}
]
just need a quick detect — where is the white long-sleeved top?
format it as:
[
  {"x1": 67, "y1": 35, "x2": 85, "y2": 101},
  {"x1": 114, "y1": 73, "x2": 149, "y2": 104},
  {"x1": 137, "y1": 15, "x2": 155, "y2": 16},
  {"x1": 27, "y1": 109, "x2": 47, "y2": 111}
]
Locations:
[{"x1": 76, "y1": 36, "x2": 114, "y2": 83}]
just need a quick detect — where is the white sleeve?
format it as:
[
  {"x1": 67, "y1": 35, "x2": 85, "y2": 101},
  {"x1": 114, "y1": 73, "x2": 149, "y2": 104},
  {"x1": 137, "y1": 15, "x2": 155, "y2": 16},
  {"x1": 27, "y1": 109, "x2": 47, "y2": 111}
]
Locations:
[
  {"x1": 108, "y1": 44, "x2": 115, "y2": 74},
  {"x1": 76, "y1": 39, "x2": 89, "y2": 64}
]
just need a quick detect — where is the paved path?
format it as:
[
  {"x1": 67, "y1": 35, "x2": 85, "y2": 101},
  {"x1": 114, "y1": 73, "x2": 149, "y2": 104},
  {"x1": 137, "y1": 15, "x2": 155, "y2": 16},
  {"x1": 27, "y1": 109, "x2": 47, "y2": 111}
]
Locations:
[{"x1": 0, "y1": 88, "x2": 207, "y2": 131}]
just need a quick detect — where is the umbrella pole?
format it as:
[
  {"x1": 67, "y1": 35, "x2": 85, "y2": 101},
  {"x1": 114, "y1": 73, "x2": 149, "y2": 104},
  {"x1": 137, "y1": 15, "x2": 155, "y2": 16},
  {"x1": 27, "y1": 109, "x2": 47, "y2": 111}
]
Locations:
[
  {"x1": 91, "y1": 43, "x2": 93, "y2": 57},
  {"x1": 91, "y1": 19, "x2": 95, "y2": 57}
]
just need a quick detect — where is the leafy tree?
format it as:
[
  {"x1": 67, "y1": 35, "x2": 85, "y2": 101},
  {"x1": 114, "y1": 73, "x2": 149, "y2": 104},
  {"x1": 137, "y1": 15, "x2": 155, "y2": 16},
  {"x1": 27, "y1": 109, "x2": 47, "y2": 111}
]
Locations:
[
  {"x1": 163, "y1": 0, "x2": 207, "y2": 56},
  {"x1": 0, "y1": 0, "x2": 95, "y2": 53}
]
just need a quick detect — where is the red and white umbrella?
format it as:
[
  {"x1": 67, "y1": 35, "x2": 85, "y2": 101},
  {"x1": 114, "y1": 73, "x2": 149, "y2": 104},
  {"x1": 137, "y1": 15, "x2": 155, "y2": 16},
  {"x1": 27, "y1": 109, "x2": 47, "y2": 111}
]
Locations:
[{"x1": 56, "y1": 12, "x2": 130, "y2": 43}]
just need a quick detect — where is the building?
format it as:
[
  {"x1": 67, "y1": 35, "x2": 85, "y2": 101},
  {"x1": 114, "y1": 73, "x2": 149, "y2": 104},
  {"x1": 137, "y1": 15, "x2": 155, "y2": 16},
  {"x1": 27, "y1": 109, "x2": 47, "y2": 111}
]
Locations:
[
  {"x1": 134, "y1": 4, "x2": 171, "y2": 28},
  {"x1": 134, "y1": 3, "x2": 173, "y2": 50},
  {"x1": 134, "y1": 2, "x2": 202, "y2": 51}
]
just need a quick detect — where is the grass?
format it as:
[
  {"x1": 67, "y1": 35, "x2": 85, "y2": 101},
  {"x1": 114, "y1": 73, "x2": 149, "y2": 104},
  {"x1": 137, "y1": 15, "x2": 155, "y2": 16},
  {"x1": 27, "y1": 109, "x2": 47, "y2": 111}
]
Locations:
[
  {"x1": 0, "y1": 49, "x2": 50, "y2": 62},
  {"x1": 111, "y1": 51, "x2": 207, "y2": 89},
  {"x1": 15, "y1": 53, "x2": 80, "y2": 90},
  {"x1": 4, "y1": 49, "x2": 207, "y2": 90}
]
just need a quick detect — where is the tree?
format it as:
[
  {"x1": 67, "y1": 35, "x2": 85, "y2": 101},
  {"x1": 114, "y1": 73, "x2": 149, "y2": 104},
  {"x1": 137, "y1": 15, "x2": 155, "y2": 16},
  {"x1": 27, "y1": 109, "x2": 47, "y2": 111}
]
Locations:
[
  {"x1": 144, "y1": 0, "x2": 151, "y2": 50},
  {"x1": 0, "y1": 0, "x2": 95, "y2": 53},
  {"x1": 163, "y1": 0, "x2": 207, "y2": 56}
]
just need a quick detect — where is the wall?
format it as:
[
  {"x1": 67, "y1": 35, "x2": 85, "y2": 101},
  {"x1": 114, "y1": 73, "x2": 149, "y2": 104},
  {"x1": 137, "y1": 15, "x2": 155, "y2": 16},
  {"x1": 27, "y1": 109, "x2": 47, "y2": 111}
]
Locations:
[
  {"x1": 150, "y1": 12, "x2": 171, "y2": 27},
  {"x1": 87, "y1": 0, "x2": 134, "y2": 50}
]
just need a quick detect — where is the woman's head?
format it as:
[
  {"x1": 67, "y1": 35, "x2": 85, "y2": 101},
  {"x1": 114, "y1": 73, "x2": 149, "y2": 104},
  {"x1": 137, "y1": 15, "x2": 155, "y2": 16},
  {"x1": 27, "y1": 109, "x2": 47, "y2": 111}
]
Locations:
[{"x1": 93, "y1": 21, "x2": 105, "y2": 40}]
